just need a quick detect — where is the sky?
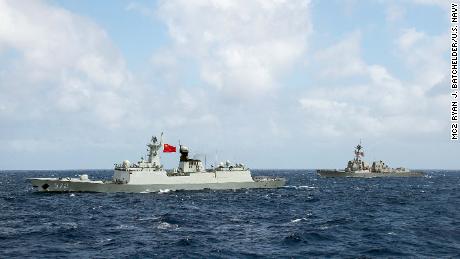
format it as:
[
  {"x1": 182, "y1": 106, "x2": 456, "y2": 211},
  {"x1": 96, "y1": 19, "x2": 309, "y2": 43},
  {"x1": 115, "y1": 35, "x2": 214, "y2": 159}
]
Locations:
[{"x1": 0, "y1": 0, "x2": 458, "y2": 170}]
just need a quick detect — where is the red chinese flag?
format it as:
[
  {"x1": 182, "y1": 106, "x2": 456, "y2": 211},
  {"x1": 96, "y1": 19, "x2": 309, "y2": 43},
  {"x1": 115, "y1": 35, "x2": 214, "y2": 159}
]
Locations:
[{"x1": 163, "y1": 144, "x2": 176, "y2": 153}]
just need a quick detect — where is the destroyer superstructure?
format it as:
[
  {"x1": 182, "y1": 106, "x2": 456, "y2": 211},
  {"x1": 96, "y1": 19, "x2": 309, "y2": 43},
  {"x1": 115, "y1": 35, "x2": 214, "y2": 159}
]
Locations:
[
  {"x1": 29, "y1": 134, "x2": 286, "y2": 192},
  {"x1": 317, "y1": 143, "x2": 424, "y2": 178}
]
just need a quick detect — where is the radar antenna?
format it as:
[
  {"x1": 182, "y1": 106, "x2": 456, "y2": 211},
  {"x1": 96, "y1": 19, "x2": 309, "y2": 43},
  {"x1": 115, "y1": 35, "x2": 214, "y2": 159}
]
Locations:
[{"x1": 354, "y1": 139, "x2": 364, "y2": 161}]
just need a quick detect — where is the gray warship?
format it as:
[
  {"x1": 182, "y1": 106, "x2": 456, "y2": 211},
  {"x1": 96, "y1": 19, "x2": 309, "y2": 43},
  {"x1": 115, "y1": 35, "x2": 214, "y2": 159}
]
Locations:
[
  {"x1": 317, "y1": 143, "x2": 424, "y2": 178},
  {"x1": 29, "y1": 134, "x2": 286, "y2": 192}
]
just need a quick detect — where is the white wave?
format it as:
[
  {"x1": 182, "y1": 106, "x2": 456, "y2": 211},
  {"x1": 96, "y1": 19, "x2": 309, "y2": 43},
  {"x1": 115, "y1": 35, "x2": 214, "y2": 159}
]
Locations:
[
  {"x1": 44, "y1": 222, "x2": 78, "y2": 230},
  {"x1": 283, "y1": 185, "x2": 317, "y2": 189},
  {"x1": 159, "y1": 189, "x2": 171, "y2": 193},
  {"x1": 297, "y1": 185, "x2": 317, "y2": 189},
  {"x1": 138, "y1": 216, "x2": 161, "y2": 221},
  {"x1": 115, "y1": 224, "x2": 136, "y2": 230},
  {"x1": 157, "y1": 222, "x2": 178, "y2": 230},
  {"x1": 98, "y1": 238, "x2": 112, "y2": 243},
  {"x1": 290, "y1": 217, "x2": 308, "y2": 223}
]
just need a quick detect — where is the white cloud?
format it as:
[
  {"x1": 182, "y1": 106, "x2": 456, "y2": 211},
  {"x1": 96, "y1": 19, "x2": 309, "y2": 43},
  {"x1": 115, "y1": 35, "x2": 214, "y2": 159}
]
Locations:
[
  {"x1": 397, "y1": 28, "x2": 447, "y2": 90},
  {"x1": 125, "y1": 1, "x2": 155, "y2": 17},
  {"x1": 0, "y1": 0, "x2": 226, "y2": 149},
  {"x1": 299, "y1": 99, "x2": 348, "y2": 111},
  {"x1": 385, "y1": 4, "x2": 405, "y2": 22},
  {"x1": 156, "y1": 0, "x2": 312, "y2": 98},
  {"x1": 381, "y1": 0, "x2": 448, "y2": 23},
  {"x1": 0, "y1": 0, "x2": 454, "y2": 169},
  {"x1": 299, "y1": 29, "x2": 447, "y2": 138},
  {"x1": 299, "y1": 95, "x2": 384, "y2": 138},
  {"x1": 397, "y1": 28, "x2": 425, "y2": 50},
  {"x1": 314, "y1": 31, "x2": 366, "y2": 78},
  {"x1": 409, "y1": 0, "x2": 449, "y2": 9},
  {"x1": 0, "y1": 0, "x2": 132, "y2": 127}
]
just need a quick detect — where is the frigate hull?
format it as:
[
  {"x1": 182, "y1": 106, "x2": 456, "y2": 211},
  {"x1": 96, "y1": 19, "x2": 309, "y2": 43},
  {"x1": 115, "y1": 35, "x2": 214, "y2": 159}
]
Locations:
[
  {"x1": 317, "y1": 170, "x2": 425, "y2": 178},
  {"x1": 28, "y1": 134, "x2": 287, "y2": 193},
  {"x1": 29, "y1": 178, "x2": 286, "y2": 193}
]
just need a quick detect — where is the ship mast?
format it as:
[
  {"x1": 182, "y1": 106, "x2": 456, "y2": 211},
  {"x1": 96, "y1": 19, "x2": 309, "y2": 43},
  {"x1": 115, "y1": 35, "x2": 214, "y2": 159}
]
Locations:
[
  {"x1": 354, "y1": 140, "x2": 364, "y2": 161},
  {"x1": 146, "y1": 133, "x2": 163, "y2": 167}
]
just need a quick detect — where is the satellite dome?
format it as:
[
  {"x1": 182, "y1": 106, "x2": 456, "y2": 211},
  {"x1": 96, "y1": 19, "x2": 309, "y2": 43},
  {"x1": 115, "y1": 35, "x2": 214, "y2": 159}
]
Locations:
[
  {"x1": 122, "y1": 160, "x2": 130, "y2": 167},
  {"x1": 180, "y1": 146, "x2": 189, "y2": 152}
]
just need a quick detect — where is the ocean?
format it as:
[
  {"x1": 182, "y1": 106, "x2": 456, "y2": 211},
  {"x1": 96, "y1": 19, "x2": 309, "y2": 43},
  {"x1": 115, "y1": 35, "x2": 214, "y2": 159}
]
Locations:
[{"x1": 1, "y1": 170, "x2": 459, "y2": 258}]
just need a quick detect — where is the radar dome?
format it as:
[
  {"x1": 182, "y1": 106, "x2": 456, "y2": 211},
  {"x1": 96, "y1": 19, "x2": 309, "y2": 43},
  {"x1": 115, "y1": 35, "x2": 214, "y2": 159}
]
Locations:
[{"x1": 122, "y1": 160, "x2": 130, "y2": 167}]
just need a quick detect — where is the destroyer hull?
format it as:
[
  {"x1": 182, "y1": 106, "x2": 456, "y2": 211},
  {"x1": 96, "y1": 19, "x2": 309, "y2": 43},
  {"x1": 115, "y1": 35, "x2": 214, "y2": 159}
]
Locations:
[
  {"x1": 29, "y1": 178, "x2": 286, "y2": 193},
  {"x1": 317, "y1": 170, "x2": 425, "y2": 178}
]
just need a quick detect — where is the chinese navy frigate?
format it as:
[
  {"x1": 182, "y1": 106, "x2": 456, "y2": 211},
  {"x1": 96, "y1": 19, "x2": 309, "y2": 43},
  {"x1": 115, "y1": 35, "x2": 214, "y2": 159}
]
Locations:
[
  {"x1": 317, "y1": 143, "x2": 424, "y2": 178},
  {"x1": 28, "y1": 134, "x2": 286, "y2": 192}
]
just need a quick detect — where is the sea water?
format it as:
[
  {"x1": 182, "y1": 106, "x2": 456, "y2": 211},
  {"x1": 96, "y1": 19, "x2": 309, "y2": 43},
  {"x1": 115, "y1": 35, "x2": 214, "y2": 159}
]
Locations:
[{"x1": 0, "y1": 170, "x2": 459, "y2": 257}]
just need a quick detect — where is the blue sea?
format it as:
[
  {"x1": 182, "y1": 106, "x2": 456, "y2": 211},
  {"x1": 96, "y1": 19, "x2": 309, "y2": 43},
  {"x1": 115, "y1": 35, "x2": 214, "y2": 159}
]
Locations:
[{"x1": 1, "y1": 170, "x2": 459, "y2": 258}]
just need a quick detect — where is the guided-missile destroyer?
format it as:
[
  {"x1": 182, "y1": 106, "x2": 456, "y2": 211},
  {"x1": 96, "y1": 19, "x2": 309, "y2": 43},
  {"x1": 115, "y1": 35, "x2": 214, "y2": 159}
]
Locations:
[{"x1": 317, "y1": 143, "x2": 424, "y2": 178}]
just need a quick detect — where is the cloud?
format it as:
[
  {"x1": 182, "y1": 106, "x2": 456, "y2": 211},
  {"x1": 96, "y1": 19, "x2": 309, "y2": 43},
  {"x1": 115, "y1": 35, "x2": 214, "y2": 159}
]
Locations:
[
  {"x1": 0, "y1": 0, "x2": 173, "y2": 170},
  {"x1": 396, "y1": 28, "x2": 447, "y2": 90},
  {"x1": 299, "y1": 29, "x2": 447, "y2": 138},
  {"x1": 397, "y1": 28, "x2": 425, "y2": 50},
  {"x1": 156, "y1": 0, "x2": 312, "y2": 98},
  {"x1": 0, "y1": 0, "x2": 454, "y2": 169},
  {"x1": 314, "y1": 31, "x2": 367, "y2": 78},
  {"x1": 385, "y1": 4, "x2": 405, "y2": 22},
  {"x1": 409, "y1": 0, "x2": 449, "y2": 9},
  {"x1": 299, "y1": 97, "x2": 381, "y2": 137},
  {"x1": 0, "y1": 0, "x2": 133, "y2": 127},
  {"x1": 125, "y1": 1, "x2": 155, "y2": 17}
]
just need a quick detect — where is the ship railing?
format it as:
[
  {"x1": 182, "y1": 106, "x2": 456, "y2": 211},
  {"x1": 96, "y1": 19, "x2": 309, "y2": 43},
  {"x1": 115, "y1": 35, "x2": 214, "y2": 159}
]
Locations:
[
  {"x1": 253, "y1": 176, "x2": 285, "y2": 182},
  {"x1": 214, "y1": 166, "x2": 247, "y2": 171}
]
